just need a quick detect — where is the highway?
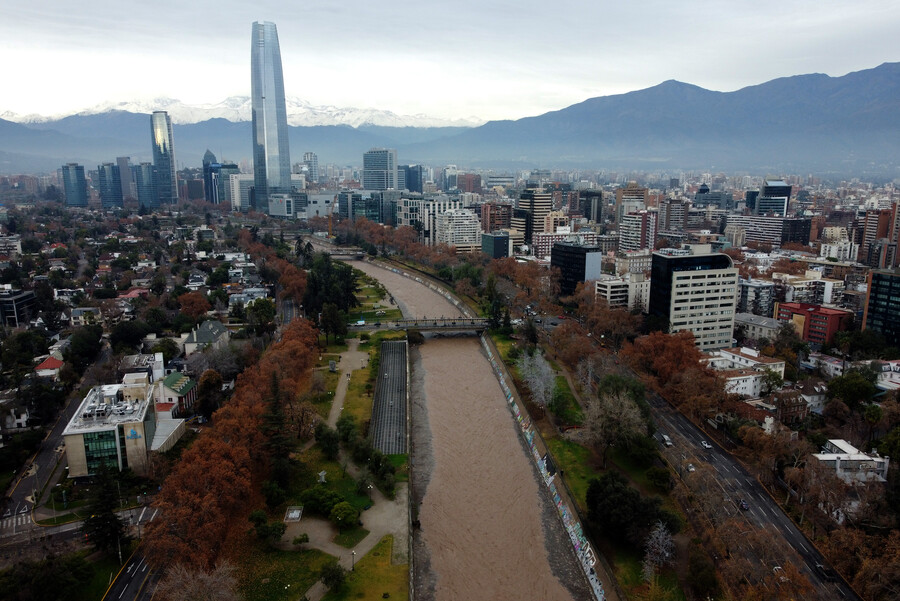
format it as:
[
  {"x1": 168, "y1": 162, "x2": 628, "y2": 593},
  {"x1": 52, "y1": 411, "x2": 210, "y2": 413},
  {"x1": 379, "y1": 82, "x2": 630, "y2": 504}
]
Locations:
[{"x1": 648, "y1": 390, "x2": 858, "y2": 601}]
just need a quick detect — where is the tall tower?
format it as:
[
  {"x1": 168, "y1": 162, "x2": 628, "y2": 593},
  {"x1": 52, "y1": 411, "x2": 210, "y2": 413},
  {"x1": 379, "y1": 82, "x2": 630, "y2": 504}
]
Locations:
[
  {"x1": 60, "y1": 163, "x2": 88, "y2": 207},
  {"x1": 362, "y1": 148, "x2": 398, "y2": 190},
  {"x1": 303, "y1": 152, "x2": 319, "y2": 184},
  {"x1": 251, "y1": 21, "x2": 292, "y2": 214},
  {"x1": 97, "y1": 162, "x2": 123, "y2": 209},
  {"x1": 150, "y1": 111, "x2": 178, "y2": 204}
]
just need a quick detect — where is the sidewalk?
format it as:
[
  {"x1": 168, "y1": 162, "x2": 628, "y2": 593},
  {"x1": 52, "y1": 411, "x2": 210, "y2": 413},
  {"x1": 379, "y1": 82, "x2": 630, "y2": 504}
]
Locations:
[{"x1": 293, "y1": 337, "x2": 409, "y2": 601}]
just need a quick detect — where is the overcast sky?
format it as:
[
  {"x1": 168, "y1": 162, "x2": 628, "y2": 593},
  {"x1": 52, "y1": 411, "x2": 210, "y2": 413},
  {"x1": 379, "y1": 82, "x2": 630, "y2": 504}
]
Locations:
[{"x1": 2, "y1": 1, "x2": 898, "y2": 122}]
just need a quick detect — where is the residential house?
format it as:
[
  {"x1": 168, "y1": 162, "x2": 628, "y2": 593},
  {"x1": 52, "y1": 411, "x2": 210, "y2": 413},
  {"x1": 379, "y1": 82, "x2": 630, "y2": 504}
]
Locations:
[
  {"x1": 183, "y1": 320, "x2": 230, "y2": 356},
  {"x1": 158, "y1": 372, "x2": 197, "y2": 417},
  {"x1": 70, "y1": 307, "x2": 101, "y2": 327},
  {"x1": 810, "y1": 439, "x2": 890, "y2": 484},
  {"x1": 34, "y1": 356, "x2": 64, "y2": 380}
]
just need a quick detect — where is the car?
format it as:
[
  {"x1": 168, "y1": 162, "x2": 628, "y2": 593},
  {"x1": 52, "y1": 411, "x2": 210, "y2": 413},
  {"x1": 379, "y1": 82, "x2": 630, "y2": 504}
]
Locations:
[
  {"x1": 534, "y1": 318, "x2": 542, "y2": 323},
  {"x1": 700, "y1": 440, "x2": 713, "y2": 450},
  {"x1": 686, "y1": 463, "x2": 695, "y2": 473},
  {"x1": 738, "y1": 499, "x2": 749, "y2": 511},
  {"x1": 557, "y1": 314, "x2": 567, "y2": 320}
]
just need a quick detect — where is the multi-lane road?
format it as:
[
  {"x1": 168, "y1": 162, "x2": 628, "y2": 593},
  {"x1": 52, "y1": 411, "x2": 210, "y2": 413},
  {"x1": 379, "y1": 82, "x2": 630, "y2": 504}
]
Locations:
[{"x1": 648, "y1": 390, "x2": 858, "y2": 600}]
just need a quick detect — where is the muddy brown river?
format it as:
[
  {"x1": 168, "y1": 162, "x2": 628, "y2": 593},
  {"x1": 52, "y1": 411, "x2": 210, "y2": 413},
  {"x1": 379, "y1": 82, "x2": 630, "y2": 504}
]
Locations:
[{"x1": 352, "y1": 261, "x2": 587, "y2": 600}]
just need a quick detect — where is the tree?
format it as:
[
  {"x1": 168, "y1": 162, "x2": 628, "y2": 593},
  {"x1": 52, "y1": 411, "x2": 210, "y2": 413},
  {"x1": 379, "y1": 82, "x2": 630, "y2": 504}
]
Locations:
[
  {"x1": 178, "y1": 291, "x2": 212, "y2": 321},
  {"x1": 151, "y1": 338, "x2": 180, "y2": 364},
  {"x1": 64, "y1": 325, "x2": 102, "y2": 374},
  {"x1": 575, "y1": 375, "x2": 647, "y2": 468},
  {"x1": 516, "y1": 350, "x2": 555, "y2": 415},
  {"x1": 154, "y1": 561, "x2": 241, "y2": 601},
  {"x1": 320, "y1": 302, "x2": 346, "y2": 344},
  {"x1": 196, "y1": 369, "x2": 224, "y2": 421},
  {"x1": 82, "y1": 465, "x2": 129, "y2": 557},
  {"x1": 643, "y1": 520, "x2": 675, "y2": 582},
  {"x1": 246, "y1": 298, "x2": 277, "y2": 336},
  {"x1": 329, "y1": 501, "x2": 358, "y2": 531},
  {"x1": 109, "y1": 320, "x2": 151, "y2": 354},
  {"x1": 828, "y1": 369, "x2": 878, "y2": 410},
  {"x1": 321, "y1": 562, "x2": 347, "y2": 591},
  {"x1": 248, "y1": 509, "x2": 286, "y2": 547}
]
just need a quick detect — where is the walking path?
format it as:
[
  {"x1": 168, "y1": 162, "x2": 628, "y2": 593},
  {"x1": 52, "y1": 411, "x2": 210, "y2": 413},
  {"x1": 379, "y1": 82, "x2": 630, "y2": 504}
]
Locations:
[{"x1": 292, "y1": 337, "x2": 409, "y2": 601}]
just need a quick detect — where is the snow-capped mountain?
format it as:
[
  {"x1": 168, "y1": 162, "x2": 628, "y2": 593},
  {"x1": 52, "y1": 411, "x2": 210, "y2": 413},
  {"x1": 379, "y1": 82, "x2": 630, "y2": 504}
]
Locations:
[{"x1": 0, "y1": 96, "x2": 484, "y2": 128}]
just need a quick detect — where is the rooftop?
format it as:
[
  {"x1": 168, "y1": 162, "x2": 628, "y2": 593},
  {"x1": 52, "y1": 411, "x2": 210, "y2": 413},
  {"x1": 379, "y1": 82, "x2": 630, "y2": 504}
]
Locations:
[{"x1": 62, "y1": 382, "x2": 152, "y2": 435}]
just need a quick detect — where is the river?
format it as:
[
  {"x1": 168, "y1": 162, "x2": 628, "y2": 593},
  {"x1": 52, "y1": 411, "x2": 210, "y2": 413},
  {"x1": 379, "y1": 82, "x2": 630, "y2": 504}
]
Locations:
[{"x1": 351, "y1": 261, "x2": 588, "y2": 600}]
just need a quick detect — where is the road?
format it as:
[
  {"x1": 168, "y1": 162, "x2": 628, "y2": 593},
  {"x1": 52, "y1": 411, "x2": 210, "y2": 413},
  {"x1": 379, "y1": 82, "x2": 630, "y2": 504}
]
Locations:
[
  {"x1": 648, "y1": 390, "x2": 858, "y2": 600},
  {"x1": 102, "y1": 551, "x2": 159, "y2": 601},
  {"x1": 4, "y1": 340, "x2": 111, "y2": 516}
]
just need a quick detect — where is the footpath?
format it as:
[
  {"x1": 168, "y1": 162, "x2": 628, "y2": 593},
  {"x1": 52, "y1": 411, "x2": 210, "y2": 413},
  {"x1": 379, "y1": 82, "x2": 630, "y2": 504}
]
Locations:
[{"x1": 291, "y1": 338, "x2": 409, "y2": 601}]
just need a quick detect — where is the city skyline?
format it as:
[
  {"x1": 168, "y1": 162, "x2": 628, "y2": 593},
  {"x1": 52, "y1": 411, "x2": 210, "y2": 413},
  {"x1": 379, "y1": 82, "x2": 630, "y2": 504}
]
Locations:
[{"x1": 2, "y1": 2, "x2": 898, "y2": 122}]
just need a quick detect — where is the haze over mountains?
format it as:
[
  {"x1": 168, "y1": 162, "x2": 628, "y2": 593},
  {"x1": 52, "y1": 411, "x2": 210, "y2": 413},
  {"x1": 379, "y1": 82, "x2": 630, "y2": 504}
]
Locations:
[{"x1": 1, "y1": 62, "x2": 898, "y2": 177}]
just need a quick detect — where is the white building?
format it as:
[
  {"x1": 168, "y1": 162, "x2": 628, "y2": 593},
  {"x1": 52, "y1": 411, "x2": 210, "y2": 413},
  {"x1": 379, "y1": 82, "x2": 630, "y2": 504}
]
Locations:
[
  {"x1": 820, "y1": 241, "x2": 860, "y2": 262},
  {"x1": 435, "y1": 208, "x2": 482, "y2": 253},
  {"x1": 593, "y1": 272, "x2": 650, "y2": 312},
  {"x1": 705, "y1": 347, "x2": 786, "y2": 396},
  {"x1": 811, "y1": 439, "x2": 890, "y2": 484}
]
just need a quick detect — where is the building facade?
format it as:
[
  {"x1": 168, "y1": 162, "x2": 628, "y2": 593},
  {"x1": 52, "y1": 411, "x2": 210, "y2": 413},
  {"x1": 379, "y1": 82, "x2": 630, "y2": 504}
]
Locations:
[
  {"x1": 551, "y1": 242, "x2": 604, "y2": 297},
  {"x1": 150, "y1": 111, "x2": 178, "y2": 204},
  {"x1": 863, "y1": 270, "x2": 900, "y2": 347},
  {"x1": 251, "y1": 21, "x2": 292, "y2": 214},
  {"x1": 60, "y1": 163, "x2": 88, "y2": 207},
  {"x1": 774, "y1": 302, "x2": 853, "y2": 347},
  {"x1": 362, "y1": 148, "x2": 399, "y2": 191},
  {"x1": 649, "y1": 246, "x2": 738, "y2": 350},
  {"x1": 97, "y1": 162, "x2": 123, "y2": 208}
]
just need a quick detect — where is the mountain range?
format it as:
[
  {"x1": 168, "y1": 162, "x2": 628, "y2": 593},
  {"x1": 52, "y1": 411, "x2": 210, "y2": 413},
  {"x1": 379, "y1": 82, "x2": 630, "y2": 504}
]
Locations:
[{"x1": 1, "y1": 62, "x2": 899, "y2": 177}]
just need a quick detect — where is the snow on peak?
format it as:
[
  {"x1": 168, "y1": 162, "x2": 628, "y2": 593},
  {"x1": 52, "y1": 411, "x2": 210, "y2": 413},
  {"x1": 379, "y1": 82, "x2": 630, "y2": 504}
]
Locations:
[{"x1": 2, "y1": 97, "x2": 484, "y2": 128}]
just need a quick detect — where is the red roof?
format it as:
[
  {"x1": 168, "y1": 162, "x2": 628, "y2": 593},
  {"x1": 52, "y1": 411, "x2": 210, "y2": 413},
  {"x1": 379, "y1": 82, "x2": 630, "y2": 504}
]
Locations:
[{"x1": 35, "y1": 356, "x2": 64, "y2": 371}]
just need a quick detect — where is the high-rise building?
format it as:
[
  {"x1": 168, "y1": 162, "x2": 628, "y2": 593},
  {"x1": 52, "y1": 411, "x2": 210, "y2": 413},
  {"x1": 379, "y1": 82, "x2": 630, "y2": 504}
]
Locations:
[
  {"x1": 649, "y1": 245, "x2": 739, "y2": 350},
  {"x1": 615, "y1": 182, "x2": 649, "y2": 223},
  {"x1": 251, "y1": 21, "x2": 292, "y2": 214},
  {"x1": 202, "y1": 150, "x2": 220, "y2": 204},
  {"x1": 619, "y1": 210, "x2": 658, "y2": 252},
  {"x1": 303, "y1": 152, "x2": 319, "y2": 184},
  {"x1": 400, "y1": 165, "x2": 424, "y2": 194},
  {"x1": 551, "y1": 242, "x2": 605, "y2": 297},
  {"x1": 133, "y1": 163, "x2": 157, "y2": 210},
  {"x1": 362, "y1": 148, "x2": 398, "y2": 190},
  {"x1": 863, "y1": 270, "x2": 900, "y2": 347},
  {"x1": 96, "y1": 163, "x2": 123, "y2": 209},
  {"x1": 60, "y1": 163, "x2": 88, "y2": 207},
  {"x1": 116, "y1": 157, "x2": 135, "y2": 200},
  {"x1": 150, "y1": 111, "x2": 178, "y2": 204},
  {"x1": 754, "y1": 179, "x2": 792, "y2": 216},
  {"x1": 435, "y1": 208, "x2": 482, "y2": 252},
  {"x1": 519, "y1": 189, "x2": 552, "y2": 242}
]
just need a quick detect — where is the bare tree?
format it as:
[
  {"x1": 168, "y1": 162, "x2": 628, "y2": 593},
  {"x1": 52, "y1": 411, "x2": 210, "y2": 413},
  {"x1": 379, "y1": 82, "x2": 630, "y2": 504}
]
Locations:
[
  {"x1": 517, "y1": 350, "x2": 555, "y2": 415},
  {"x1": 573, "y1": 384, "x2": 645, "y2": 468},
  {"x1": 643, "y1": 520, "x2": 675, "y2": 581},
  {"x1": 154, "y1": 561, "x2": 241, "y2": 601}
]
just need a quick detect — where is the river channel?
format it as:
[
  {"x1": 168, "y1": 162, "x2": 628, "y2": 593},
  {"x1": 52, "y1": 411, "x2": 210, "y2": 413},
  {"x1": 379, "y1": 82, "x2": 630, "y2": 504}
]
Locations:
[{"x1": 351, "y1": 261, "x2": 588, "y2": 600}]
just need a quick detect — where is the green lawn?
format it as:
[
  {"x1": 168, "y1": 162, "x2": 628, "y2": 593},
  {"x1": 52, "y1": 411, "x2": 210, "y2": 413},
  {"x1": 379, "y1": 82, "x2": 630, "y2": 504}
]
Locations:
[
  {"x1": 238, "y1": 547, "x2": 335, "y2": 601},
  {"x1": 545, "y1": 436, "x2": 595, "y2": 512},
  {"x1": 552, "y1": 376, "x2": 584, "y2": 425},
  {"x1": 387, "y1": 454, "x2": 409, "y2": 483},
  {"x1": 333, "y1": 526, "x2": 369, "y2": 548},
  {"x1": 343, "y1": 370, "x2": 374, "y2": 426},
  {"x1": 321, "y1": 535, "x2": 408, "y2": 601}
]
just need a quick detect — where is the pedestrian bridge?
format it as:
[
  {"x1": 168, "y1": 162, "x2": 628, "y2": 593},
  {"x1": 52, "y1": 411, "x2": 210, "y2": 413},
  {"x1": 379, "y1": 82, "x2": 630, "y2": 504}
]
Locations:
[{"x1": 395, "y1": 318, "x2": 490, "y2": 332}]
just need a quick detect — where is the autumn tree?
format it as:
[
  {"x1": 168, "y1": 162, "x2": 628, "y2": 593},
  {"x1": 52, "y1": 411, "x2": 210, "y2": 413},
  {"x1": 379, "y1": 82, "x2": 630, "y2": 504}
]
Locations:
[
  {"x1": 574, "y1": 374, "x2": 647, "y2": 468},
  {"x1": 178, "y1": 291, "x2": 212, "y2": 321}
]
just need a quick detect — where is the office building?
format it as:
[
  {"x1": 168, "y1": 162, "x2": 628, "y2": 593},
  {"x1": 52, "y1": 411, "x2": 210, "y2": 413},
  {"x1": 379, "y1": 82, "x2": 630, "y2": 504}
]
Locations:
[
  {"x1": 482, "y1": 231, "x2": 511, "y2": 259},
  {"x1": 648, "y1": 245, "x2": 739, "y2": 350},
  {"x1": 96, "y1": 163, "x2": 123, "y2": 209},
  {"x1": 202, "y1": 150, "x2": 220, "y2": 204},
  {"x1": 60, "y1": 163, "x2": 88, "y2": 207},
  {"x1": 150, "y1": 111, "x2": 178, "y2": 204},
  {"x1": 754, "y1": 179, "x2": 792, "y2": 217},
  {"x1": 551, "y1": 242, "x2": 605, "y2": 297},
  {"x1": 533, "y1": 231, "x2": 600, "y2": 260},
  {"x1": 481, "y1": 202, "x2": 513, "y2": 233},
  {"x1": 693, "y1": 185, "x2": 733, "y2": 210},
  {"x1": 519, "y1": 189, "x2": 552, "y2": 242},
  {"x1": 658, "y1": 199, "x2": 689, "y2": 231},
  {"x1": 251, "y1": 21, "x2": 292, "y2": 214},
  {"x1": 723, "y1": 215, "x2": 811, "y2": 248},
  {"x1": 116, "y1": 157, "x2": 135, "y2": 200},
  {"x1": 362, "y1": 148, "x2": 399, "y2": 190},
  {"x1": 303, "y1": 152, "x2": 319, "y2": 184},
  {"x1": 859, "y1": 209, "x2": 894, "y2": 266},
  {"x1": 400, "y1": 165, "x2": 424, "y2": 194},
  {"x1": 863, "y1": 270, "x2": 900, "y2": 347},
  {"x1": 0, "y1": 289, "x2": 36, "y2": 327},
  {"x1": 457, "y1": 173, "x2": 482, "y2": 194},
  {"x1": 133, "y1": 162, "x2": 157, "y2": 210},
  {"x1": 581, "y1": 190, "x2": 604, "y2": 223},
  {"x1": 774, "y1": 302, "x2": 852, "y2": 347},
  {"x1": 615, "y1": 182, "x2": 649, "y2": 223}
]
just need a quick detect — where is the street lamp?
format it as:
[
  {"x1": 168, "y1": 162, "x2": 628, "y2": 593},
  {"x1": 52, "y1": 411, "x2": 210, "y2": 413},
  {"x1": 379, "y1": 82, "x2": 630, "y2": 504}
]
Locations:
[{"x1": 351, "y1": 550, "x2": 356, "y2": 571}]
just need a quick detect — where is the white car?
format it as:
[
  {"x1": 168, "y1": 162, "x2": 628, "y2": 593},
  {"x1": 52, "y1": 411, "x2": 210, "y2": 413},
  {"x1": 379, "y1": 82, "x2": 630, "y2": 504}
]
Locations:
[
  {"x1": 700, "y1": 440, "x2": 713, "y2": 450},
  {"x1": 686, "y1": 463, "x2": 696, "y2": 473}
]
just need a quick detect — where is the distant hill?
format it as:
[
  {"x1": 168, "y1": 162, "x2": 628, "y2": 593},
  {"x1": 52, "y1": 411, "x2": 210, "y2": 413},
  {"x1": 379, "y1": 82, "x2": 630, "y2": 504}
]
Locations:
[{"x1": 2, "y1": 62, "x2": 899, "y2": 176}]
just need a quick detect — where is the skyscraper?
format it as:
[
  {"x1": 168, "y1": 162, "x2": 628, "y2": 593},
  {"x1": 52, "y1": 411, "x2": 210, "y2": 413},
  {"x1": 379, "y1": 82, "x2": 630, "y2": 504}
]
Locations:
[
  {"x1": 251, "y1": 21, "x2": 292, "y2": 215},
  {"x1": 150, "y1": 111, "x2": 178, "y2": 204},
  {"x1": 60, "y1": 163, "x2": 88, "y2": 207},
  {"x1": 303, "y1": 152, "x2": 319, "y2": 185},
  {"x1": 97, "y1": 162, "x2": 123, "y2": 208},
  {"x1": 116, "y1": 157, "x2": 136, "y2": 200},
  {"x1": 362, "y1": 148, "x2": 398, "y2": 190},
  {"x1": 202, "y1": 150, "x2": 221, "y2": 204},
  {"x1": 133, "y1": 162, "x2": 158, "y2": 210}
]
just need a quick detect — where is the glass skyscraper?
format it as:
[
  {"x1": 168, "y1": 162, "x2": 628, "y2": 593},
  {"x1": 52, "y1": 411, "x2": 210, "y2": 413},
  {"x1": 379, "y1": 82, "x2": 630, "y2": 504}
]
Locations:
[
  {"x1": 60, "y1": 163, "x2": 88, "y2": 207},
  {"x1": 251, "y1": 21, "x2": 292, "y2": 215},
  {"x1": 97, "y1": 162, "x2": 123, "y2": 208},
  {"x1": 150, "y1": 111, "x2": 178, "y2": 205}
]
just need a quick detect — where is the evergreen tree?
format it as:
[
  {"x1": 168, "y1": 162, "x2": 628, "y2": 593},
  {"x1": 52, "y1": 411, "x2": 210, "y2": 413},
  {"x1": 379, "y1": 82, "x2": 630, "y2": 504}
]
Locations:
[{"x1": 82, "y1": 465, "x2": 129, "y2": 557}]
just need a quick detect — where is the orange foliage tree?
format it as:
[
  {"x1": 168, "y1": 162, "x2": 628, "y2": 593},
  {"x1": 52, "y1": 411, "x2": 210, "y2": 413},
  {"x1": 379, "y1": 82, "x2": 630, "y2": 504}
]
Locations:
[{"x1": 177, "y1": 291, "x2": 212, "y2": 321}]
